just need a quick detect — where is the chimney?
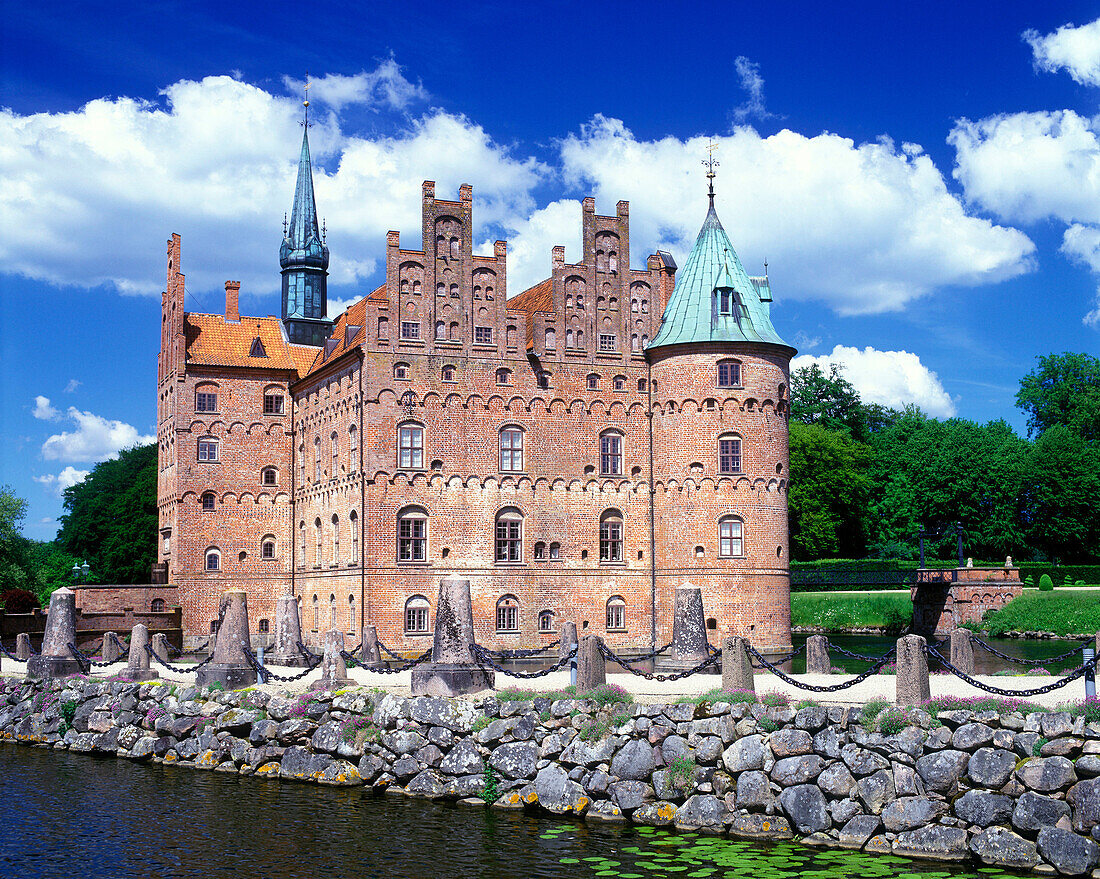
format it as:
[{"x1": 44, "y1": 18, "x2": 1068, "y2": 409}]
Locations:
[{"x1": 225, "y1": 281, "x2": 240, "y2": 322}]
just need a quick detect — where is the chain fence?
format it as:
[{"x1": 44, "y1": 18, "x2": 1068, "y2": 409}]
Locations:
[
  {"x1": 470, "y1": 643, "x2": 577, "y2": 678},
  {"x1": 598, "y1": 641, "x2": 722, "y2": 682},
  {"x1": 145, "y1": 644, "x2": 214, "y2": 675},
  {"x1": 168, "y1": 639, "x2": 211, "y2": 658},
  {"x1": 345, "y1": 647, "x2": 433, "y2": 674},
  {"x1": 476, "y1": 639, "x2": 562, "y2": 660},
  {"x1": 827, "y1": 641, "x2": 897, "y2": 664},
  {"x1": 968, "y1": 635, "x2": 1086, "y2": 667},
  {"x1": 750, "y1": 642, "x2": 807, "y2": 668},
  {"x1": 926, "y1": 644, "x2": 1097, "y2": 698},
  {"x1": 243, "y1": 644, "x2": 320, "y2": 683},
  {"x1": 747, "y1": 643, "x2": 896, "y2": 692}
]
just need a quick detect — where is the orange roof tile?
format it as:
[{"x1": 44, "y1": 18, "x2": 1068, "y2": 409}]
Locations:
[
  {"x1": 506, "y1": 278, "x2": 553, "y2": 350},
  {"x1": 288, "y1": 344, "x2": 320, "y2": 375},
  {"x1": 185, "y1": 314, "x2": 304, "y2": 371},
  {"x1": 367, "y1": 282, "x2": 389, "y2": 303},
  {"x1": 302, "y1": 295, "x2": 372, "y2": 378}
]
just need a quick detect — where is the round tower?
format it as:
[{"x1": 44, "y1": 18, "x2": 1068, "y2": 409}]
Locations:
[{"x1": 646, "y1": 180, "x2": 796, "y2": 653}]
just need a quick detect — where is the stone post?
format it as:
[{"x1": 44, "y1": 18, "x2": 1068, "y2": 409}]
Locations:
[
  {"x1": 896, "y1": 634, "x2": 931, "y2": 706},
  {"x1": 195, "y1": 589, "x2": 257, "y2": 690},
  {"x1": 949, "y1": 628, "x2": 974, "y2": 676},
  {"x1": 661, "y1": 587, "x2": 716, "y2": 674},
  {"x1": 806, "y1": 635, "x2": 831, "y2": 675},
  {"x1": 560, "y1": 621, "x2": 579, "y2": 663},
  {"x1": 319, "y1": 629, "x2": 353, "y2": 688},
  {"x1": 118, "y1": 624, "x2": 158, "y2": 682},
  {"x1": 16, "y1": 633, "x2": 32, "y2": 661},
  {"x1": 26, "y1": 587, "x2": 83, "y2": 680},
  {"x1": 151, "y1": 633, "x2": 170, "y2": 664},
  {"x1": 101, "y1": 631, "x2": 120, "y2": 664},
  {"x1": 359, "y1": 625, "x2": 383, "y2": 669},
  {"x1": 410, "y1": 576, "x2": 493, "y2": 696},
  {"x1": 575, "y1": 635, "x2": 606, "y2": 693},
  {"x1": 265, "y1": 594, "x2": 308, "y2": 668},
  {"x1": 722, "y1": 636, "x2": 755, "y2": 694}
]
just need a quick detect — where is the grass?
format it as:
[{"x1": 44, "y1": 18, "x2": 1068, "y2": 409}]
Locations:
[
  {"x1": 495, "y1": 683, "x2": 633, "y2": 705},
  {"x1": 972, "y1": 588, "x2": 1100, "y2": 637},
  {"x1": 677, "y1": 688, "x2": 791, "y2": 707},
  {"x1": 791, "y1": 591, "x2": 912, "y2": 633}
]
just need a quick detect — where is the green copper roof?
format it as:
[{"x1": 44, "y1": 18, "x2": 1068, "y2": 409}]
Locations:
[
  {"x1": 648, "y1": 200, "x2": 790, "y2": 351},
  {"x1": 280, "y1": 128, "x2": 329, "y2": 271}
]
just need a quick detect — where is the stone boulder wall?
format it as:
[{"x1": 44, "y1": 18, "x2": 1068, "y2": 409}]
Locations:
[{"x1": 4, "y1": 676, "x2": 1100, "y2": 877}]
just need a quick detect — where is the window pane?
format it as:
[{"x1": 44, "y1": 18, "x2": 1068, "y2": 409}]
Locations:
[
  {"x1": 719, "y1": 438, "x2": 742, "y2": 473},
  {"x1": 600, "y1": 434, "x2": 622, "y2": 475}
]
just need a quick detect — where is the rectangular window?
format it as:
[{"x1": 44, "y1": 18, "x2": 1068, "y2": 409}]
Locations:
[
  {"x1": 406, "y1": 605, "x2": 429, "y2": 633},
  {"x1": 197, "y1": 440, "x2": 218, "y2": 462},
  {"x1": 718, "y1": 289, "x2": 734, "y2": 315},
  {"x1": 398, "y1": 517, "x2": 427, "y2": 562},
  {"x1": 474, "y1": 326, "x2": 493, "y2": 344},
  {"x1": 496, "y1": 604, "x2": 518, "y2": 632},
  {"x1": 606, "y1": 602, "x2": 625, "y2": 630},
  {"x1": 196, "y1": 392, "x2": 218, "y2": 412},
  {"x1": 398, "y1": 426, "x2": 423, "y2": 469},
  {"x1": 499, "y1": 428, "x2": 524, "y2": 472},
  {"x1": 400, "y1": 321, "x2": 420, "y2": 340},
  {"x1": 600, "y1": 519, "x2": 623, "y2": 562},
  {"x1": 719, "y1": 437, "x2": 742, "y2": 474},
  {"x1": 717, "y1": 361, "x2": 742, "y2": 388},
  {"x1": 263, "y1": 393, "x2": 284, "y2": 415},
  {"x1": 600, "y1": 434, "x2": 622, "y2": 476},
  {"x1": 720, "y1": 519, "x2": 744, "y2": 557},
  {"x1": 599, "y1": 333, "x2": 616, "y2": 352},
  {"x1": 495, "y1": 519, "x2": 522, "y2": 562}
]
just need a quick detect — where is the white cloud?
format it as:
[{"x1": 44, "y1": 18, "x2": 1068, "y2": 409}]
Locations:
[
  {"x1": 1025, "y1": 18, "x2": 1100, "y2": 86},
  {"x1": 732, "y1": 57, "x2": 772, "y2": 122},
  {"x1": 283, "y1": 60, "x2": 427, "y2": 112},
  {"x1": 63, "y1": 379, "x2": 81, "y2": 393},
  {"x1": 326, "y1": 296, "x2": 359, "y2": 319},
  {"x1": 553, "y1": 117, "x2": 1034, "y2": 315},
  {"x1": 1061, "y1": 224, "x2": 1100, "y2": 325},
  {"x1": 32, "y1": 395, "x2": 60, "y2": 421},
  {"x1": 34, "y1": 467, "x2": 90, "y2": 498},
  {"x1": 482, "y1": 199, "x2": 583, "y2": 294},
  {"x1": 0, "y1": 66, "x2": 545, "y2": 302},
  {"x1": 791, "y1": 345, "x2": 956, "y2": 418},
  {"x1": 41, "y1": 407, "x2": 155, "y2": 463},
  {"x1": 792, "y1": 331, "x2": 822, "y2": 352}
]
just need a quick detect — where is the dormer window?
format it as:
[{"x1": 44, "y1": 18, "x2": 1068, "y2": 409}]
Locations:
[
  {"x1": 717, "y1": 288, "x2": 735, "y2": 316},
  {"x1": 249, "y1": 337, "x2": 268, "y2": 357}
]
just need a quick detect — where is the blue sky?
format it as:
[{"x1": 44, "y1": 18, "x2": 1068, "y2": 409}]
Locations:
[{"x1": 3, "y1": 1, "x2": 1100, "y2": 540}]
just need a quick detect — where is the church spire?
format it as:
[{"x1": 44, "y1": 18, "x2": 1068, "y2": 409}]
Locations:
[{"x1": 280, "y1": 80, "x2": 332, "y2": 347}]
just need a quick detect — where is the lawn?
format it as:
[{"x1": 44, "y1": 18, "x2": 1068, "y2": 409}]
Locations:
[
  {"x1": 971, "y1": 588, "x2": 1100, "y2": 637},
  {"x1": 790, "y1": 591, "x2": 912, "y2": 633}
]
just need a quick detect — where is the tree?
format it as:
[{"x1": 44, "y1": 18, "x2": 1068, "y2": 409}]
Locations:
[
  {"x1": 1020, "y1": 424, "x2": 1100, "y2": 563},
  {"x1": 790, "y1": 362, "x2": 878, "y2": 441},
  {"x1": 1016, "y1": 352, "x2": 1100, "y2": 443},
  {"x1": 57, "y1": 444, "x2": 158, "y2": 584},
  {"x1": 788, "y1": 421, "x2": 874, "y2": 559},
  {"x1": 0, "y1": 485, "x2": 36, "y2": 595}
]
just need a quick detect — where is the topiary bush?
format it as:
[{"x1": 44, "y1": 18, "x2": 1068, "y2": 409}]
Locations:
[
  {"x1": 1024, "y1": 575, "x2": 1035, "y2": 586},
  {"x1": 1039, "y1": 574, "x2": 1054, "y2": 592}
]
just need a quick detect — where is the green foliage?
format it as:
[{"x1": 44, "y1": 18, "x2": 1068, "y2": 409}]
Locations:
[
  {"x1": 481, "y1": 761, "x2": 500, "y2": 803},
  {"x1": 791, "y1": 592, "x2": 912, "y2": 633},
  {"x1": 1033, "y1": 737, "x2": 1048, "y2": 756},
  {"x1": 471, "y1": 716, "x2": 492, "y2": 734},
  {"x1": 758, "y1": 716, "x2": 780, "y2": 732},
  {"x1": 577, "y1": 716, "x2": 613, "y2": 742},
  {"x1": 1038, "y1": 574, "x2": 1054, "y2": 592},
  {"x1": 0, "y1": 486, "x2": 38, "y2": 596},
  {"x1": 795, "y1": 699, "x2": 821, "y2": 709},
  {"x1": 340, "y1": 716, "x2": 380, "y2": 745},
  {"x1": 875, "y1": 706, "x2": 920, "y2": 735},
  {"x1": 57, "y1": 443, "x2": 158, "y2": 584},
  {"x1": 860, "y1": 698, "x2": 890, "y2": 731},
  {"x1": 1016, "y1": 352, "x2": 1100, "y2": 444},
  {"x1": 1020, "y1": 565, "x2": 1100, "y2": 585},
  {"x1": 790, "y1": 363, "x2": 882, "y2": 441},
  {"x1": 1022, "y1": 425, "x2": 1100, "y2": 563},
  {"x1": 977, "y1": 591, "x2": 1100, "y2": 636},
  {"x1": 585, "y1": 683, "x2": 633, "y2": 706},
  {"x1": 668, "y1": 755, "x2": 697, "y2": 790},
  {"x1": 1024, "y1": 575, "x2": 1035, "y2": 586},
  {"x1": 58, "y1": 699, "x2": 77, "y2": 736}
]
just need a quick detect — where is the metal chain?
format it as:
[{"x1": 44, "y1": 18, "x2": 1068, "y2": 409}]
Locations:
[
  {"x1": 168, "y1": 638, "x2": 211, "y2": 658},
  {"x1": 69, "y1": 639, "x2": 128, "y2": 668},
  {"x1": 747, "y1": 643, "x2": 896, "y2": 692},
  {"x1": 968, "y1": 635, "x2": 1085, "y2": 667},
  {"x1": 0, "y1": 640, "x2": 22, "y2": 662},
  {"x1": 476, "y1": 639, "x2": 562, "y2": 659},
  {"x1": 750, "y1": 642, "x2": 808, "y2": 667},
  {"x1": 828, "y1": 641, "x2": 898, "y2": 663},
  {"x1": 598, "y1": 641, "x2": 722, "y2": 682},
  {"x1": 359, "y1": 647, "x2": 434, "y2": 674},
  {"x1": 297, "y1": 641, "x2": 322, "y2": 660},
  {"x1": 145, "y1": 643, "x2": 214, "y2": 675},
  {"x1": 470, "y1": 643, "x2": 577, "y2": 678},
  {"x1": 249, "y1": 644, "x2": 321, "y2": 683},
  {"x1": 927, "y1": 644, "x2": 1098, "y2": 697},
  {"x1": 629, "y1": 641, "x2": 674, "y2": 661},
  {"x1": 377, "y1": 641, "x2": 410, "y2": 661},
  {"x1": 66, "y1": 643, "x2": 91, "y2": 675}
]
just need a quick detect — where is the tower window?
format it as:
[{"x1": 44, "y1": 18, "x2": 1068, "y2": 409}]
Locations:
[
  {"x1": 405, "y1": 595, "x2": 430, "y2": 633},
  {"x1": 600, "y1": 432, "x2": 623, "y2": 476},
  {"x1": 495, "y1": 509, "x2": 523, "y2": 563},
  {"x1": 197, "y1": 439, "x2": 219, "y2": 462},
  {"x1": 613, "y1": 375, "x2": 626, "y2": 392},
  {"x1": 600, "y1": 510, "x2": 624, "y2": 563},
  {"x1": 397, "y1": 509, "x2": 427, "y2": 562},
  {"x1": 496, "y1": 368, "x2": 511, "y2": 385},
  {"x1": 717, "y1": 360, "x2": 742, "y2": 388},
  {"x1": 394, "y1": 362, "x2": 410, "y2": 380},
  {"x1": 261, "y1": 538, "x2": 276, "y2": 559},
  {"x1": 398, "y1": 423, "x2": 424, "y2": 469},
  {"x1": 196, "y1": 392, "x2": 218, "y2": 413},
  {"x1": 400, "y1": 321, "x2": 420, "y2": 340},
  {"x1": 261, "y1": 467, "x2": 277, "y2": 486},
  {"x1": 718, "y1": 435, "x2": 743, "y2": 474},
  {"x1": 538, "y1": 610, "x2": 555, "y2": 633},
  {"x1": 442, "y1": 365, "x2": 456, "y2": 382},
  {"x1": 201, "y1": 492, "x2": 215, "y2": 511},
  {"x1": 263, "y1": 393, "x2": 284, "y2": 415},
  {"x1": 499, "y1": 427, "x2": 524, "y2": 472},
  {"x1": 249, "y1": 337, "x2": 267, "y2": 358},
  {"x1": 587, "y1": 373, "x2": 600, "y2": 391},
  {"x1": 599, "y1": 334, "x2": 616, "y2": 352},
  {"x1": 606, "y1": 596, "x2": 626, "y2": 631},
  {"x1": 719, "y1": 517, "x2": 744, "y2": 557},
  {"x1": 204, "y1": 548, "x2": 220, "y2": 572},
  {"x1": 475, "y1": 326, "x2": 493, "y2": 345},
  {"x1": 718, "y1": 289, "x2": 734, "y2": 316}
]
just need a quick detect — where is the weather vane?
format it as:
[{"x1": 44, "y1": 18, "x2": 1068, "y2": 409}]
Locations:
[
  {"x1": 301, "y1": 74, "x2": 312, "y2": 128},
  {"x1": 702, "y1": 140, "x2": 719, "y2": 202}
]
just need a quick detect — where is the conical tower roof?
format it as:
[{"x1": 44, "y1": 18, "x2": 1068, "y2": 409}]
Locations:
[
  {"x1": 648, "y1": 199, "x2": 791, "y2": 352},
  {"x1": 280, "y1": 128, "x2": 329, "y2": 270}
]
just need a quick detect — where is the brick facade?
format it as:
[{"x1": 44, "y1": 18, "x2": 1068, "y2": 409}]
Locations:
[{"x1": 156, "y1": 183, "x2": 795, "y2": 654}]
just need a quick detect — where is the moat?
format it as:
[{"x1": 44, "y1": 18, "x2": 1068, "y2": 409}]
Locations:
[{"x1": 0, "y1": 746, "x2": 1038, "y2": 879}]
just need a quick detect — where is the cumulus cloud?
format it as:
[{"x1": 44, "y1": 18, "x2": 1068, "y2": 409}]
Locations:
[
  {"x1": 0, "y1": 65, "x2": 545, "y2": 302},
  {"x1": 34, "y1": 466, "x2": 91, "y2": 497},
  {"x1": 283, "y1": 60, "x2": 427, "y2": 112},
  {"x1": 552, "y1": 117, "x2": 1033, "y2": 315},
  {"x1": 41, "y1": 408, "x2": 155, "y2": 463},
  {"x1": 732, "y1": 56, "x2": 772, "y2": 122},
  {"x1": 1025, "y1": 18, "x2": 1100, "y2": 86},
  {"x1": 791, "y1": 345, "x2": 956, "y2": 418},
  {"x1": 482, "y1": 199, "x2": 583, "y2": 294},
  {"x1": 1061, "y1": 224, "x2": 1100, "y2": 325},
  {"x1": 32, "y1": 395, "x2": 60, "y2": 421}
]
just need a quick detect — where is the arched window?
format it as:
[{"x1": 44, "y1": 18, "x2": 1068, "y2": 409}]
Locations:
[
  {"x1": 394, "y1": 362, "x2": 410, "y2": 381},
  {"x1": 348, "y1": 594, "x2": 356, "y2": 634},
  {"x1": 538, "y1": 610, "x2": 555, "y2": 633},
  {"x1": 331, "y1": 514, "x2": 340, "y2": 565},
  {"x1": 566, "y1": 329, "x2": 574, "y2": 348},
  {"x1": 312, "y1": 594, "x2": 319, "y2": 630},
  {"x1": 641, "y1": 299, "x2": 648, "y2": 313},
  {"x1": 349, "y1": 510, "x2": 359, "y2": 564},
  {"x1": 638, "y1": 378, "x2": 647, "y2": 392},
  {"x1": 331, "y1": 431, "x2": 339, "y2": 474},
  {"x1": 314, "y1": 437, "x2": 321, "y2": 481},
  {"x1": 600, "y1": 510, "x2": 624, "y2": 563},
  {"x1": 613, "y1": 375, "x2": 626, "y2": 391},
  {"x1": 377, "y1": 316, "x2": 389, "y2": 340},
  {"x1": 719, "y1": 516, "x2": 744, "y2": 558},
  {"x1": 496, "y1": 595, "x2": 519, "y2": 632},
  {"x1": 600, "y1": 431, "x2": 623, "y2": 476},
  {"x1": 261, "y1": 536, "x2": 276, "y2": 559},
  {"x1": 349, "y1": 424, "x2": 357, "y2": 454},
  {"x1": 545, "y1": 328, "x2": 556, "y2": 349},
  {"x1": 499, "y1": 426, "x2": 524, "y2": 472},
  {"x1": 398, "y1": 422, "x2": 424, "y2": 469},
  {"x1": 258, "y1": 618, "x2": 270, "y2": 634},
  {"x1": 197, "y1": 437, "x2": 219, "y2": 462},
  {"x1": 717, "y1": 359, "x2": 742, "y2": 388},
  {"x1": 261, "y1": 467, "x2": 277, "y2": 486},
  {"x1": 587, "y1": 373, "x2": 599, "y2": 391},
  {"x1": 204, "y1": 548, "x2": 220, "y2": 572},
  {"x1": 435, "y1": 320, "x2": 446, "y2": 340},
  {"x1": 195, "y1": 386, "x2": 219, "y2": 413},
  {"x1": 533, "y1": 541, "x2": 546, "y2": 560},
  {"x1": 549, "y1": 541, "x2": 561, "y2": 560},
  {"x1": 397, "y1": 506, "x2": 428, "y2": 562},
  {"x1": 495, "y1": 508, "x2": 523, "y2": 563},
  {"x1": 718, "y1": 434, "x2": 743, "y2": 474},
  {"x1": 405, "y1": 595, "x2": 430, "y2": 633},
  {"x1": 717, "y1": 287, "x2": 735, "y2": 315},
  {"x1": 201, "y1": 491, "x2": 216, "y2": 511},
  {"x1": 299, "y1": 521, "x2": 306, "y2": 567},
  {"x1": 151, "y1": 598, "x2": 166, "y2": 613},
  {"x1": 631, "y1": 334, "x2": 640, "y2": 352},
  {"x1": 314, "y1": 518, "x2": 323, "y2": 567},
  {"x1": 329, "y1": 594, "x2": 337, "y2": 630},
  {"x1": 606, "y1": 595, "x2": 626, "y2": 631},
  {"x1": 496, "y1": 367, "x2": 511, "y2": 386},
  {"x1": 442, "y1": 365, "x2": 456, "y2": 382}
]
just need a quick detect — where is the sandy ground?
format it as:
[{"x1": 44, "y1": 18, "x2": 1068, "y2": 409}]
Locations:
[{"x1": 2, "y1": 656, "x2": 1091, "y2": 709}]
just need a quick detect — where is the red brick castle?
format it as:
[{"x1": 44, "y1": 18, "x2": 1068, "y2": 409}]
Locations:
[{"x1": 155, "y1": 131, "x2": 797, "y2": 653}]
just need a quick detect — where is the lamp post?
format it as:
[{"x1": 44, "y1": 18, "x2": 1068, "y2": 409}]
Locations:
[{"x1": 71, "y1": 560, "x2": 91, "y2": 584}]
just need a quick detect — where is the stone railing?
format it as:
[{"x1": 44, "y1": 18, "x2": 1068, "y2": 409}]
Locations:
[{"x1": 3, "y1": 676, "x2": 1100, "y2": 875}]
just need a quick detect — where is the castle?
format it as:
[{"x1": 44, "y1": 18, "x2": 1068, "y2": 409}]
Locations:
[{"x1": 155, "y1": 128, "x2": 796, "y2": 654}]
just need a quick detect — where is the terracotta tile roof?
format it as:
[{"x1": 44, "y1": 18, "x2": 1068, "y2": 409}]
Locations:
[
  {"x1": 303, "y1": 295, "x2": 371, "y2": 377},
  {"x1": 185, "y1": 314, "x2": 303, "y2": 371},
  {"x1": 288, "y1": 344, "x2": 320, "y2": 375},
  {"x1": 506, "y1": 278, "x2": 553, "y2": 350},
  {"x1": 366, "y1": 282, "x2": 389, "y2": 303}
]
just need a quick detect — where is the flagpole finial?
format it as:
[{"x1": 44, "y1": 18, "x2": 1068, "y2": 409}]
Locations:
[{"x1": 702, "y1": 140, "x2": 719, "y2": 204}]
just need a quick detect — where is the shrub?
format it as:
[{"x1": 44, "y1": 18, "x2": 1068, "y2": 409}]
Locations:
[
  {"x1": 585, "y1": 683, "x2": 633, "y2": 706},
  {"x1": 978, "y1": 591, "x2": 1100, "y2": 637},
  {"x1": 0, "y1": 588, "x2": 39, "y2": 614},
  {"x1": 860, "y1": 698, "x2": 890, "y2": 731},
  {"x1": 876, "y1": 706, "x2": 920, "y2": 735},
  {"x1": 760, "y1": 690, "x2": 790, "y2": 708},
  {"x1": 758, "y1": 716, "x2": 780, "y2": 732},
  {"x1": 471, "y1": 716, "x2": 492, "y2": 734},
  {"x1": 340, "y1": 715, "x2": 380, "y2": 745},
  {"x1": 795, "y1": 699, "x2": 821, "y2": 709},
  {"x1": 922, "y1": 694, "x2": 1047, "y2": 717},
  {"x1": 481, "y1": 761, "x2": 500, "y2": 804},
  {"x1": 1024, "y1": 575, "x2": 1035, "y2": 586},
  {"x1": 1039, "y1": 574, "x2": 1054, "y2": 592}
]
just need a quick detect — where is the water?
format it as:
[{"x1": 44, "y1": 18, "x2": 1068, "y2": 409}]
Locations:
[{"x1": 0, "y1": 745, "x2": 1020, "y2": 879}]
